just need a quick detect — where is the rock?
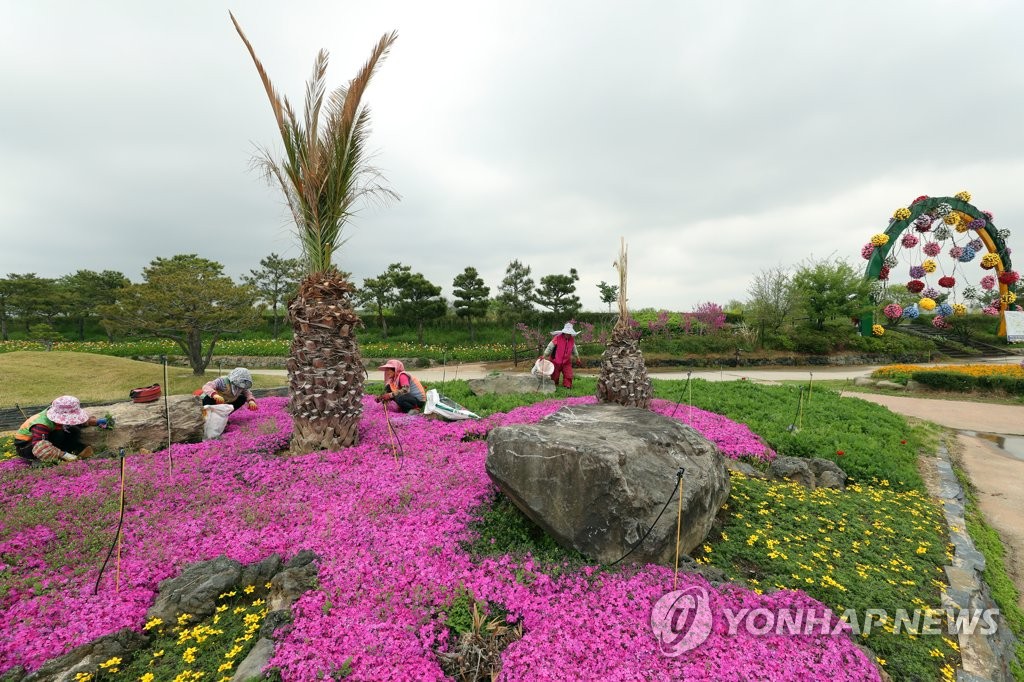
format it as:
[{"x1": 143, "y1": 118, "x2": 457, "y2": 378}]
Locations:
[
  {"x1": 81, "y1": 396, "x2": 204, "y2": 454},
  {"x1": 23, "y1": 628, "x2": 149, "y2": 682},
  {"x1": 467, "y1": 373, "x2": 556, "y2": 396},
  {"x1": 808, "y1": 458, "x2": 847, "y2": 490},
  {"x1": 906, "y1": 379, "x2": 922, "y2": 391},
  {"x1": 723, "y1": 459, "x2": 768, "y2": 479},
  {"x1": 147, "y1": 555, "x2": 243, "y2": 624},
  {"x1": 267, "y1": 554, "x2": 320, "y2": 613},
  {"x1": 875, "y1": 380, "x2": 906, "y2": 390},
  {"x1": 767, "y1": 456, "x2": 848, "y2": 490},
  {"x1": 231, "y1": 638, "x2": 275, "y2": 682},
  {"x1": 486, "y1": 403, "x2": 730, "y2": 564},
  {"x1": 767, "y1": 457, "x2": 815, "y2": 488}
]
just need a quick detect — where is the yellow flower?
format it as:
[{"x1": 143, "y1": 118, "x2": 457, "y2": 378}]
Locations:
[
  {"x1": 141, "y1": 674, "x2": 156, "y2": 682},
  {"x1": 943, "y1": 212, "x2": 960, "y2": 226},
  {"x1": 243, "y1": 585, "x2": 256, "y2": 594},
  {"x1": 955, "y1": 190, "x2": 971, "y2": 202},
  {"x1": 919, "y1": 298, "x2": 936, "y2": 311},
  {"x1": 952, "y1": 303, "x2": 967, "y2": 316},
  {"x1": 871, "y1": 233, "x2": 890, "y2": 246},
  {"x1": 74, "y1": 674, "x2": 94, "y2": 682},
  {"x1": 922, "y1": 258, "x2": 937, "y2": 273},
  {"x1": 872, "y1": 324, "x2": 885, "y2": 337},
  {"x1": 99, "y1": 657, "x2": 122, "y2": 670},
  {"x1": 893, "y1": 207, "x2": 911, "y2": 221},
  {"x1": 981, "y1": 253, "x2": 1002, "y2": 269},
  {"x1": 1002, "y1": 291, "x2": 1017, "y2": 305},
  {"x1": 143, "y1": 617, "x2": 163, "y2": 631},
  {"x1": 182, "y1": 647, "x2": 198, "y2": 664}
]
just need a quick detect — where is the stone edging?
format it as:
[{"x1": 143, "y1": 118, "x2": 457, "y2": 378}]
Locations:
[{"x1": 932, "y1": 443, "x2": 1019, "y2": 681}]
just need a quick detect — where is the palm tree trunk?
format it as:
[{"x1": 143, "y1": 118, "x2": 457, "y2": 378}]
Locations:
[{"x1": 287, "y1": 271, "x2": 366, "y2": 453}]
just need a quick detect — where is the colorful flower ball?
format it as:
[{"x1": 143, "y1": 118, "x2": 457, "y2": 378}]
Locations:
[
  {"x1": 909, "y1": 265, "x2": 926, "y2": 278},
  {"x1": 969, "y1": 238, "x2": 984, "y2": 251},
  {"x1": 981, "y1": 275, "x2": 997, "y2": 290},
  {"x1": 944, "y1": 212, "x2": 961, "y2": 226},
  {"x1": 861, "y1": 243, "x2": 875, "y2": 260},
  {"x1": 938, "y1": 276, "x2": 956, "y2": 288},
  {"x1": 871, "y1": 233, "x2": 890, "y2": 247},
  {"x1": 923, "y1": 242, "x2": 941, "y2": 256},
  {"x1": 932, "y1": 315, "x2": 951, "y2": 329},
  {"x1": 919, "y1": 297, "x2": 936, "y2": 311},
  {"x1": 913, "y1": 214, "x2": 933, "y2": 232},
  {"x1": 998, "y1": 271, "x2": 1020, "y2": 285},
  {"x1": 981, "y1": 253, "x2": 1002, "y2": 269},
  {"x1": 922, "y1": 287, "x2": 940, "y2": 299},
  {"x1": 962, "y1": 285, "x2": 979, "y2": 300},
  {"x1": 902, "y1": 304, "x2": 920, "y2": 319},
  {"x1": 955, "y1": 190, "x2": 972, "y2": 202},
  {"x1": 998, "y1": 228, "x2": 1011, "y2": 240},
  {"x1": 872, "y1": 324, "x2": 885, "y2": 336},
  {"x1": 936, "y1": 302, "x2": 954, "y2": 317},
  {"x1": 900, "y1": 233, "x2": 919, "y2": 248},
  {"x1": 948, "y1": 246, "x2": 964, "y2": 259},
  {"x1": 922, "y1": 259, "x2": 937, "y2": 273},
  {"x1": 952, "y1": 303, "x2": 967, "y2": 316},
  {"x1": 884, "y1": 255, "x2": 899, "y2": 268},
  {"x1": 878, "y1": 265, "x2": 891, "y2": 281},
  {"x1": 906, "y1": 280, "x2": 925, "y2": 293},
  {"x1": 912, "y1": 195, "x2": 929, "y2": 204},
  {"x1": 934, "y1": 225, "x2": 951, "y2": 240},
  {"x1": 1003, "y1": 291, "x2": 1019, "y2": 305},
  {"x1": 983, "y1": 305, "x2": 1000, "y2": 316},
  {"x1": 983, "y1": 210, "x2": 994, "y2": 220},
  {"x1": 958, "y1": 246, "x2": 976, "y2": 262},
  {"x1": 893, "y1": 207, "x2": 912, "y2": 221},
  {"x1": 883, "y1": 303, "x2": 903, "y2": 320},
  {"x1": 935, "y1": 203, "x2": 953, "y2": 217},
  {"x1": 968, "y1": 218, "x2": 985, "y2": 230}
]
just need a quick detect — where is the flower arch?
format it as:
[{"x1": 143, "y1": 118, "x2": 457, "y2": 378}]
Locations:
[{"x1": 859, "y1": 191, "x2": 1017, "y2": 337}]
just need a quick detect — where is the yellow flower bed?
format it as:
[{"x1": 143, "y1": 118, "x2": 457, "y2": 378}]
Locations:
[{"x1": 874, "y1": 364, "x2": 1024, "y2": 381}]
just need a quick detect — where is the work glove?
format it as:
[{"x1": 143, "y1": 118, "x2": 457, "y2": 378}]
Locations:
[
  {"x1": 247, "y1": 400, "x2": 258, "y2": 411},
  {"x1": 213, "y1": 394, "x2": 226, "y2": 404},
  {"x1": 96, "y1": 418, "x2": 109, "y2": 429},
  {"x1": 377, "y1": 393, "x2": 393, "y2": 403}
]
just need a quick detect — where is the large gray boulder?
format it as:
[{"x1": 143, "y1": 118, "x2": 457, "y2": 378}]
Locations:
[
  {"x1": 80, "y1": 395, "x2": 204, "y2": 453},
  {"x1": 486, "y1": 403, "x2": 730, "y2": 565},
  {"x1": 468, "y1": 373, "x2": 556, "y2": 396}
]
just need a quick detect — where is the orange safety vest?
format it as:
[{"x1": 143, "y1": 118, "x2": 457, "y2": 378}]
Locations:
[
  {"x1": 386, "y1": 372, "x2": 426, "y2": 401},
  {"x1": 15, "y1": 411, "x2": 57, "y2": 441}
]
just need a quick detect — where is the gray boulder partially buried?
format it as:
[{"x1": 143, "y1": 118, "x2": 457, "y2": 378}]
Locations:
[{"x1": 485, "y1": 403, "x2": 730, "y2": 565}]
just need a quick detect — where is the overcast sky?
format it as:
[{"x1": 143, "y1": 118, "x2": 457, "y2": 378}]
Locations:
[{"x1": 2, "y1": 1, "x2": 1022, "y2": 312}]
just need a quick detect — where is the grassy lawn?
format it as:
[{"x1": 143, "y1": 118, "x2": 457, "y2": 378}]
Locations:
[{"x1": 0, "y1": 351, "x2": 284, "y2": 408}]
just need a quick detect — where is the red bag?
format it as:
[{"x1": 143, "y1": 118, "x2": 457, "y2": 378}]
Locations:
[{"x1": 129, "y1": 384, "x2": 162, "y2": 403}]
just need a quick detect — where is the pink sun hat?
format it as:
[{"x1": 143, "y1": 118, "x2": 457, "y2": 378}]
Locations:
[
  {"x1": 378, "y1": 359, "x2": 405, "y2": 373},
  {"x1": 46, "y1": 395, "x2": 91, "y2": 426}
]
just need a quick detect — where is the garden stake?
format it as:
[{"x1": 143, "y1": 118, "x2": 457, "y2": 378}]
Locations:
[
  {"x1": 162, "y1": 355, "x2": 172, "y2": 477},
  {"x1": 797, "y1": 386, "x2": 806, "y2": 430},
  {"x1": 15, "y1": 402, "x2": 28, "y2": 419},
  {"x1": 807, "y1": 372, "x2": 813, "y2": 401},
  {"x1": 672, "y1": 466, "x2": 686, "y2": 591},
  {"x1": 381, "y1": 400, "x2": 404, "y2": 462},
  {"x1": 93, "y1": 448, "x2": 127, "y2": 595}
]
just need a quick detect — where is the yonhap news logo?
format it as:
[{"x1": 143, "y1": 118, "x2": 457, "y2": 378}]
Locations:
[{"x1": 650, "y1": 587, "x2": 1000, "y2": 656}]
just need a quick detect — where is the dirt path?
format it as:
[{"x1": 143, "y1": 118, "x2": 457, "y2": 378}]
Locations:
[{"x1": 843, "y1": 392, "x2": 1024, "y2": 608}]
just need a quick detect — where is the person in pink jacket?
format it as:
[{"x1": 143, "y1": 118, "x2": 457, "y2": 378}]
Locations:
[{"x1": 542, "y1": 322, "x2": 581, "y2": 389}]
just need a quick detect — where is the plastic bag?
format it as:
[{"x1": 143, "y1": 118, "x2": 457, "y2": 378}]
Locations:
[
  {"x1": 531, "y1": 358, "x2": 554, "y2": 378},
  {"x1": 202, "y1": 404, "x2": 235, "y2": 440}
]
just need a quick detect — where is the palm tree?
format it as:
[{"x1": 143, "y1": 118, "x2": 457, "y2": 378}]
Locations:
[
  {"x1": 596, "y1": 238, "x2": 653, "y2": 408},
  {"x1": 231, "y1": 14, "x2": 398, "y2": 453}
]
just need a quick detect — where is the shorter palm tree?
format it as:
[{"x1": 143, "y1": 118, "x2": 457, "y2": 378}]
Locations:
[{"x1": 597, "y1": 238, "x2": 653, "y2": 408}]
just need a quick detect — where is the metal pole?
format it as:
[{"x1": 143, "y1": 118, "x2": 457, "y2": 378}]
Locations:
[{"x1": 161, "y1": 355, "x2": 172, "y2": 477}]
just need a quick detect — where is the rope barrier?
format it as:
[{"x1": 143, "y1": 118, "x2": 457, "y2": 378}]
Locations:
[
  {"x1": 94, "y1": 448, "x2": 127, "y2": 595},
  {"x1": 603, "y1": 467, "x2": 686, "y2": 571}
]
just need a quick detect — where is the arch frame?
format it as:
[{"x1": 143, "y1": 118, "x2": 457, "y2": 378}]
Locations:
[{"x1": 861, "y1": 196, "x2": 1015, "y2": 337}]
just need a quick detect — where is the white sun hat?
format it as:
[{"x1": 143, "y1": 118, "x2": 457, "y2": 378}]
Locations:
[{"x1": 551, "y1": 322, "x2": 579, "y2": 336}]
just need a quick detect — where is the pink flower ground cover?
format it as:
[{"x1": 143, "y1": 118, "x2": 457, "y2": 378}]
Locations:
[{"x1": 0, "y1": 396, "x2": 875, "y2": 680}]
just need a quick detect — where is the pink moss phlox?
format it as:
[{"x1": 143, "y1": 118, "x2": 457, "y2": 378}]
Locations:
[{"x1": 0, "y1": 396, "x2": 868, "y2": 680}]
